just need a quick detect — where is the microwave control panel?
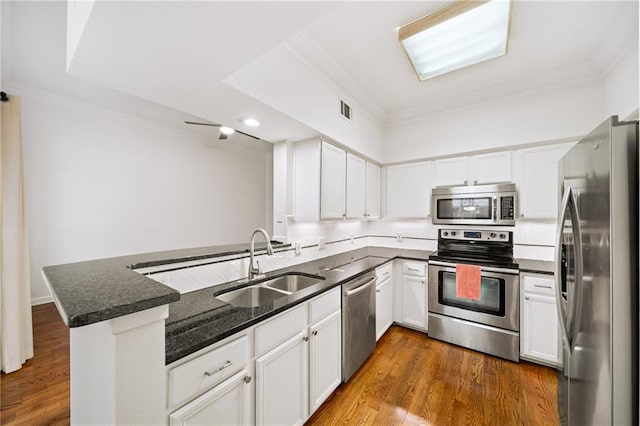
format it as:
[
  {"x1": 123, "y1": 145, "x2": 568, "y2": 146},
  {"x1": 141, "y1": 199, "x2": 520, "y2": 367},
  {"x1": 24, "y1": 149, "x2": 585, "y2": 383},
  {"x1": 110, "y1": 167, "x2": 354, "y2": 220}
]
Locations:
[{"x1": 500, "y1": 196, "x2": 515, "y2": 220}]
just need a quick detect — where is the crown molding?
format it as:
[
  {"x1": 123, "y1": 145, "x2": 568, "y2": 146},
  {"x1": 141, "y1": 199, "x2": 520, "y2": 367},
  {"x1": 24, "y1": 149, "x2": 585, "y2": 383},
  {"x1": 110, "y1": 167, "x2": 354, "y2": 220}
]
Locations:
[
  {"x1": 285, "y1": 33, "x2": 387, "y2": 123},
  {"x1": 386, "y1": 61, "x2": 603, "y2": 127}
]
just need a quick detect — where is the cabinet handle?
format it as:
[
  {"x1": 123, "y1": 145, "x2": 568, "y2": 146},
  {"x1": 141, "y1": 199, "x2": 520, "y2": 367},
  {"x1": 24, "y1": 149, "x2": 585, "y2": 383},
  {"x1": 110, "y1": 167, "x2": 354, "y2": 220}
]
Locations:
[
  {"x1": 421, "y1": 280, "x2": 425, "y2": 285},
  {"x1": 204, "y1": 360, "x2": 233, "y2": 377},
  {"x1": 244, "y1": 376, "x2": 252, "y2": 384},
  {"x1": 520, "y1": 213, "x2": 525, "y2": 218},
  {"x1": 524, "y1": 296, "x2": 530, "y2": 300},
  {"x1": 534, "y1": 284, "x2": 552, "y2": 289},
  {"x1": 474, "y1": 179, "x2": 477, "y2": 185},
  {"x1": 376, "y1": 289, "x2": 381, "y2": 293},
  {"x1": 313, "y1": 330, "x2": 318, "y2": 336},
  {"x1": 408, "y1": 267, "x2": 420, "y2": 272},
  {"x1": 303, "y1": 336, "x2": 309, "y2": 342},
  {"x1": 383, "y1": 272, "x2": 390, "y2": 276},
  {"x1": 464, "y1": 180, "x2": 468, "y2": 185}
]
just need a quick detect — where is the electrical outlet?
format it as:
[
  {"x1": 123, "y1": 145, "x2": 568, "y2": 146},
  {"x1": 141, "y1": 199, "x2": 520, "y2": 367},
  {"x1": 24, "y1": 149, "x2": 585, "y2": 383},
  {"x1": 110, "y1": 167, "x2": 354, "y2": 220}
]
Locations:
[
  {"x1": 295, "y1": 241, "x2": 302, "y2": 255},
  {"x1": 396, "y1": 233, "x2": 404, "y2": 242},
  {"x1": 318, "y1": 237, "x2": 326, "y2": 250}
]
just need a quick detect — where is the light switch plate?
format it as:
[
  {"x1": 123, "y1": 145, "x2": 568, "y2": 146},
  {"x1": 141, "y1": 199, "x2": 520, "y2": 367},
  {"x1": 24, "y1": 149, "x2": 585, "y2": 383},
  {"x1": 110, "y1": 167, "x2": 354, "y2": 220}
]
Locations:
[
  {"x1": 318, "y1": 237, "x2": 326, "y2": 250},
  {"x1": 295, "y1": 241, "x2": 302, "y2": 255}
]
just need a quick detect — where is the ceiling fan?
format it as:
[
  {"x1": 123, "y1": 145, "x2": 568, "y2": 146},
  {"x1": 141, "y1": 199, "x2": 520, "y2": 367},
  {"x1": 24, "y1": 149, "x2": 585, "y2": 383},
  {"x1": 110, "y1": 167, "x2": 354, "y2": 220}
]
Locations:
[{"x1": 184, "y1": 120, "x2": 260, "y2": 140}]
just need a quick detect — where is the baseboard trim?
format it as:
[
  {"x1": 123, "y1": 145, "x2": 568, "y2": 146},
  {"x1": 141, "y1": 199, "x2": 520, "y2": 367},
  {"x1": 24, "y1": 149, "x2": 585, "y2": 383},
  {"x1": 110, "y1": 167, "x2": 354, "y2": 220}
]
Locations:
[{"x1": 32, "y1": 295, "x2": 54, "y2": 306}]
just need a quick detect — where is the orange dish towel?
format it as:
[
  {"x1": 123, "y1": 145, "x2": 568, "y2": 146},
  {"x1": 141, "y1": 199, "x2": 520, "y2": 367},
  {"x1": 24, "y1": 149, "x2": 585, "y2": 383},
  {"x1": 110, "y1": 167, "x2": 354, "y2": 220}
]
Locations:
[{"x1": 456, "y1": 264, "x2": 482, "y2": 300}]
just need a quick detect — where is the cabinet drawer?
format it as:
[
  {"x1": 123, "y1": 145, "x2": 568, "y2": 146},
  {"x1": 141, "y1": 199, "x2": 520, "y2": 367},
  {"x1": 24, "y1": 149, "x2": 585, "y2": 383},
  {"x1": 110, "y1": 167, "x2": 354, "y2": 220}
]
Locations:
[
  {"x1": 523, "y1": 275, "x2": 555, "y2": 296},
  {"x1": 255, "y1": 304, "x2": 306, "y2": 356},
  {"x1": 402, "y1": 261, "x2": 426, "y2": 277},
  {"x1": 309, "y1": 287, "x2": 340, "y2": 324},
  {"x1": 375, "y1": 262, "x2": 393, "y2": 282},
  {"x1": 168, "y1": 336, "x2": 248, "y2": 408}
]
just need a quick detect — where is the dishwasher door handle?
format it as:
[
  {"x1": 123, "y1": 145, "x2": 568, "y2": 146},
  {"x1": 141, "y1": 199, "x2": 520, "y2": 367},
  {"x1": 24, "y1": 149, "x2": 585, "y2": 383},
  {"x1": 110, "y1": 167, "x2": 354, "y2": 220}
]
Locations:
[{"x1": 344, "y1": 277, "x2": 376, "y2": 297}]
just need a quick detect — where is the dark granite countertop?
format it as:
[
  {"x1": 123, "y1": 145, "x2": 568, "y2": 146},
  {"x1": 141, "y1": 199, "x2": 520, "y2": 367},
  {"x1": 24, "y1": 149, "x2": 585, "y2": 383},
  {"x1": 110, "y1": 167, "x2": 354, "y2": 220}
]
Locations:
[
  {"x1": 516, "y1": 259, "x2": 555, "y2": 275},
  {"x1": 42, "y1": 241, "x2": 289, "y2": 327},
  {"x1": 165, "y1": 246, "x2": 431, "y2": 364}
]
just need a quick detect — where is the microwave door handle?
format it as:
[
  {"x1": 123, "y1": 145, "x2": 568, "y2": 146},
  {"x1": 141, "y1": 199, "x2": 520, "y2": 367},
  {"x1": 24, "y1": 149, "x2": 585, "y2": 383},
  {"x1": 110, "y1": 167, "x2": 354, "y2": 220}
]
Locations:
[
  {"x1": 554, "y1": 187, "x2": 573, "y2": 353},
  {"x1": 492, "y1": 195, "x2": 497, "y2": 223}
]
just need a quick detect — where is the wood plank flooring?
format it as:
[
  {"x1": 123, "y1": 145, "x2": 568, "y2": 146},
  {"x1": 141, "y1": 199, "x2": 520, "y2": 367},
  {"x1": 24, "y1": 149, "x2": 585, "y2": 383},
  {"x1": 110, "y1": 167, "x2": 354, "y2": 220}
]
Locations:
[
  {"x1": 1, "y1": 303, "x2": 70, "y2": 426},
  {"x1": 307, "y1": 325, "x2": 559, "y2": 426},
  {"x1": 1, "y1": 305, "x2": 558, "y2": 425}
]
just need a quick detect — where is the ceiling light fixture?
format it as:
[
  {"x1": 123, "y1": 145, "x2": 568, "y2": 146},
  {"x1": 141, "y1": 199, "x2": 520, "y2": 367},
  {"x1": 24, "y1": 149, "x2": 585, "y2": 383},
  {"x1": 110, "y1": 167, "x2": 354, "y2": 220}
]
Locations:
[
  {"x1": 243, "y1": 118, "x2": 260, "y2": 127},
  {"x1": 219, "y1": 126, "x2": 235, "y2": 135},
  {"x1": 399, "y1": 0, "x2": 512, "y2": 81}
]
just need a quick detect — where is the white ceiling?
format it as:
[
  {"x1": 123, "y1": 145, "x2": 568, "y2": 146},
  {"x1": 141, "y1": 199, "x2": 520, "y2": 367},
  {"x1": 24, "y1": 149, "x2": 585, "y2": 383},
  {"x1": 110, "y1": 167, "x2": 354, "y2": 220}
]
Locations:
[{"x1": 3, "y1": 1, "x2": 638, "y2": 144}]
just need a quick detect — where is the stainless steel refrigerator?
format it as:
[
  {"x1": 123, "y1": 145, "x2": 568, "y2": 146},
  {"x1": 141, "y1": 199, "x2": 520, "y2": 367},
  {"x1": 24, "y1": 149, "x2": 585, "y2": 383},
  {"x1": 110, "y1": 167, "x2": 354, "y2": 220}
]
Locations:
[{"x1": 555, "y1": 116, "x2": 638, "y2": 425}]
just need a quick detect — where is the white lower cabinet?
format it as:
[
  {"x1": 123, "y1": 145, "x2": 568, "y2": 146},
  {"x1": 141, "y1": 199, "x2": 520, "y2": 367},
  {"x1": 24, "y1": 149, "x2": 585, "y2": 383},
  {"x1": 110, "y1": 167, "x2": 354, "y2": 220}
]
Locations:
[
  {"x1": 520, "y1": 273, "x2": 561, "y2": 366},
  {"x1": 167, "y1": 287, "x2": 342, "y2": 426},
  {"x1": 375, "y1": 278, "x2": 393, "y2": 341},
  {"x1": 169, "y1": 370, "x2": 251, "y2": 426},
  {"x1": 309, "y1": 310, "x2": 342, "y2": 412},
  {"x1": 397, "y1": 261, "x2": 428, "y2": 331},
  {"x1": 256, "y1": 331, "x2": 309, "y2": 426}
]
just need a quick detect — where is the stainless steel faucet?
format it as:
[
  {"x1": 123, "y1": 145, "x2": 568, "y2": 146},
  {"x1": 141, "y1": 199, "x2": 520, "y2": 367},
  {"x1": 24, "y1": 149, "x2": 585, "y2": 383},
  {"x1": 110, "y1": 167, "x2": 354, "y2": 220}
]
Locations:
[{"x1": 248, "y1": 228, "x2": 274, "y2": 280}]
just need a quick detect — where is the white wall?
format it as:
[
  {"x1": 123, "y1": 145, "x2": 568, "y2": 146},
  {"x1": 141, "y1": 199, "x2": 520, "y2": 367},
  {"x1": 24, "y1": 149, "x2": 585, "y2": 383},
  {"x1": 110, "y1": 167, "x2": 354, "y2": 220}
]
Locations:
[
  {"x1": 12, "y1": 86, "x2": 272, "y2": 304},
  {"x1": 382, "y1": 79, "x2": 604, "y2": 163},
  {"x1": 225, "y1": 42, "x2": 384, "y2": 162},
  {"x1": 603, "y1": 41, "x2": 639, "y2": 120}
]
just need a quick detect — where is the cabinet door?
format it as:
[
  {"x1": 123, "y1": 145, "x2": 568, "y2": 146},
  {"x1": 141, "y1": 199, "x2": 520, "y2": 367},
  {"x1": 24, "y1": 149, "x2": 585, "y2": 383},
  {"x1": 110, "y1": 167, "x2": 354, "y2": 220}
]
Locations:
[
  {"x1": 309, "y1": 311, "x2": 341, "y2": 413},
  {"x1": 365, "y1": 162, "x2": 381, "y2": 219},
  {"x1": 320, "y1": 142, "x2": 346, "y2": 219},
  {"x1": 401, "y1": 275, "x2": 427, "y2": 330},
  {"x1": 434, "y1": 157, "x2": 469, "y2": 187},
  {"x1": 385, "y1": 162, "x2": 431, "y2": 218},
  {"x1": 169, "y1": 370, "x2": 251, "y2": 426},
  {"x1": 375, "y1": 278, "x2": 393, "y2": 341},
  {"x1": 255, "y1": 331, "x2": 308, "y2": 426},
  {"x1": 470, "y1": 151, "x2": 512, "y2": 185},
  {"x1": 346, "y1": 153, "x2": 366, "y2": 219},
  {"x1": 521, "y1": 293, "x2": 560, "y2": 365},
  {"x1": 514, "y1": 143, "x2": 574, "y2": 220}
]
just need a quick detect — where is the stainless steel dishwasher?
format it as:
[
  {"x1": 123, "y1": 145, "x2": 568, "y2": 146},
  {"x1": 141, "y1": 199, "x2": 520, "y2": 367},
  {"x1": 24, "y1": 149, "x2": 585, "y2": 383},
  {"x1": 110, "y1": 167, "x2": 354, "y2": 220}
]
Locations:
[{"x1": 342, "y1": 271, "x2": 376, "y2": 382}]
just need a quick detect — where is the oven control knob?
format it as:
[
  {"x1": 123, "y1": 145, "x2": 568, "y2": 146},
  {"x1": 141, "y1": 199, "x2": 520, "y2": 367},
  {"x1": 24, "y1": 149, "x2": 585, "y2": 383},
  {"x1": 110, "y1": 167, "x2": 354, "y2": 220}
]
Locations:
[
  {"x1": 499, "y1": 233, "x2": 506, "y2": 239},
  {"x1": 450, "y1": 231, "x2": 457, "y2": 236},
  {"x1": 490, "y1": 232, "x2": 497, "y2": 238},
  {"x1": 443, "y1": 231, "x2": 449, "y2": 237}
]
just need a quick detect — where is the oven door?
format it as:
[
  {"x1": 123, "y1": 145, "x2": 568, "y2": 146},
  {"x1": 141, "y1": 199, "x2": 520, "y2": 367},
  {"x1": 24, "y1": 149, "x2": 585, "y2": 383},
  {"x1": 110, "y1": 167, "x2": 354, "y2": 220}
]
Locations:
[
  {"x1": 431, "y1": 192, "x2": 498, "y2": 225},
  {"x1": 428, "y1": 261, "x2": 519, "y2": 331}
]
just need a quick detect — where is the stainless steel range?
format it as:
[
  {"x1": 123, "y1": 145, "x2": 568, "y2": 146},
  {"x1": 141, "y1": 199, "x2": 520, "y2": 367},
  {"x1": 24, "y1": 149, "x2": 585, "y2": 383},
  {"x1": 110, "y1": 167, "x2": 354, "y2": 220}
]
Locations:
[{"x1": 428, "y1": 229, "x2": 520, "y2": 361}]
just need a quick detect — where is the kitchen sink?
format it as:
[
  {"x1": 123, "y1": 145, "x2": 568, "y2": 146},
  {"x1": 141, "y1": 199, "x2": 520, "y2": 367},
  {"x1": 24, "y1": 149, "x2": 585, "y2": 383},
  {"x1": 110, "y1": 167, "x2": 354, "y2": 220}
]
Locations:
[
  {"x1": 215, "y1": 286, "x2": 289, "y2": 308},
  {"x1": 262, "y1": 274, "x2": 324, "y2": 293},
  {"x1": 215, "y1": 273, "x2": 325, "y2": 308}
]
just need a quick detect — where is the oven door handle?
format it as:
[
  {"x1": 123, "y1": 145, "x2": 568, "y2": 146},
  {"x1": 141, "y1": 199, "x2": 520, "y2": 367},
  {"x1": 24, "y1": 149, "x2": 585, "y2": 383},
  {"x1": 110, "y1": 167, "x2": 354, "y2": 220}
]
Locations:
[{"x1": 428, "y1": 260, "x2": 519, "y2": 275}]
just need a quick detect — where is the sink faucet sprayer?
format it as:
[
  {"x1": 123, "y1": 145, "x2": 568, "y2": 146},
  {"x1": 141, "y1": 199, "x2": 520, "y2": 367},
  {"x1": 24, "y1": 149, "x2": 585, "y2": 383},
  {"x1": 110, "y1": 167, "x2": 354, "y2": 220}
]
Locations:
[{"x1": 248, "y1": 228, "x2": 274, "y2": 280}]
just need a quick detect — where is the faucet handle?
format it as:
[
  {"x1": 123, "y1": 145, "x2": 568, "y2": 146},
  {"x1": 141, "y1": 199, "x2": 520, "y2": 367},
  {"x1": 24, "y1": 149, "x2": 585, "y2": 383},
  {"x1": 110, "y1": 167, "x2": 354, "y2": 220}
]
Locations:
[{"x1": 256, "y1": 260, "x2": 262, "y2": 274}]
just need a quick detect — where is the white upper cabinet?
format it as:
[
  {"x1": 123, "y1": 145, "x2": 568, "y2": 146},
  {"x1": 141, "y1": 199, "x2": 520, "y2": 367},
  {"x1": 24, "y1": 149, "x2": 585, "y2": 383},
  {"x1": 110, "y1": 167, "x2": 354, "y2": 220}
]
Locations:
[
  {"x1": 365, "y1": 162, "x2": 381, "y2": 219},
  {"x1": 346, "y1": 153, "x2": 366, "y2": 219},
  {"x1": 385, "y1": 161, "x2": 433, "y2": 218},
  {"x1": 513, "y1": 142, "x2": 574, "y2": 220},
  {"x1": 435, "y1": 152, "x2": 513, "y2": 187},
  {"x1": 470, "y1": 151, "x2": 513, "y2": 185},
  {"x1": 434, "y1": 157, "x2": 469, "y2": 187},
  {"x1": 293, "y1": 139, "x2": 373, "y2": 222},
  {"x1": 320, "y1": 142, "x2": 347, "y2": 219}
]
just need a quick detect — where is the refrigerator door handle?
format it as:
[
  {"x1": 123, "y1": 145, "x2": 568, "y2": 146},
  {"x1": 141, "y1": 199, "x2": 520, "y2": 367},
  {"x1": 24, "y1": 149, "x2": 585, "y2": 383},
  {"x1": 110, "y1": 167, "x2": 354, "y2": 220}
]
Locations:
[{"x1": 554, "y1": 187, "x2": 584, "y2": 353}]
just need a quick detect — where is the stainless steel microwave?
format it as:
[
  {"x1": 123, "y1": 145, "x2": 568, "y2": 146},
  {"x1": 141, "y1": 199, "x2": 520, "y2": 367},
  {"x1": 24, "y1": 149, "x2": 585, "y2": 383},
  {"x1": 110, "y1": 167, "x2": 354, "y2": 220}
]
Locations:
[{"x1": 431, "y1": 183, "x2": 517, "y2": 226}]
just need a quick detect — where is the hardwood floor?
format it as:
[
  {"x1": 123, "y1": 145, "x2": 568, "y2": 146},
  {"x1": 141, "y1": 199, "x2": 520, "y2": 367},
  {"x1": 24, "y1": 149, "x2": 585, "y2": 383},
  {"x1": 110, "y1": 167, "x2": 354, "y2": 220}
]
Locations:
[
  {"x1": 0, "y1": 306, "x2": 558, "y2": 425},
  {"x1": 307, "y1": 325, "x2": 559, "y2": 426},
  {"x1": 1, "y1": 303, "x2": 70, "y2": 426}
]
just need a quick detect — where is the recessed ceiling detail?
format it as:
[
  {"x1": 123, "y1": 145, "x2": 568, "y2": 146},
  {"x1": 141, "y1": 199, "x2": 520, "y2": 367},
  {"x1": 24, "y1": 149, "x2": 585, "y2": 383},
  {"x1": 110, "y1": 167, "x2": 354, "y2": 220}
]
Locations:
[{"x1": 399, "y1": 0, "x2": 512, "y2": 81}]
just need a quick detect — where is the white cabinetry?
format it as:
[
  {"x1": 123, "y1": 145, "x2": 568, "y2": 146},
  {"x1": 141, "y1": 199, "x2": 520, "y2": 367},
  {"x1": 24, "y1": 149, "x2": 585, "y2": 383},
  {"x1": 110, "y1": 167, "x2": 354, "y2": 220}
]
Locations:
[
  {"x1": 346, "y1": 153, "x2": 366, "y2": 219},
  {"x1": 435, "y1": 151, "x2": 512, "y2": 187},
  {"x1": 375, "y1": 262, "x2": 393, "y2": 341},
  {"x1": 169, "y1": 371, "x2": 251, "y2": 426},
  {"x1": 294, "y1": 139, "x2": 373, "y2": 221},
  {"x1": 520, "y1": 273, "x2": 561, "y2": 366},
  {"x1": 256, "y1": 331, "x2": 308, "y2": 426},
  {"x1": 309, "y1": 310, "x2": 341, "y2": 412},
  {"x1": 321, "y1": 142, "x2": 347, "y2": 219},
  {"x1": 396, "y1": 261, "x2": 428, "y2": 331},
  {"x1": 385, "y1": 162, "x2": 433, "y2": 218},
  {"x1": 513, "y1": 142, "x2": 574, "y2": 220},
  {"x1": 365, "y1": 162, "x2": 381, "y2": 219}
]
